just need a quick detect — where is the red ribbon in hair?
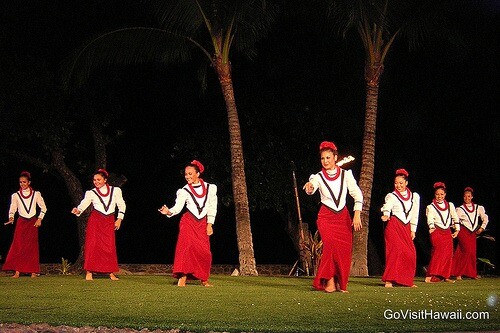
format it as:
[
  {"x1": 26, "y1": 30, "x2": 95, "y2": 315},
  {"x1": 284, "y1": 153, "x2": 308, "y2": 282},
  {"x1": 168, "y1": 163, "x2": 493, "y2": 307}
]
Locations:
[
  {"x1": 319, "y1": 141, "x2": 337, "y2": 151},
  {"x1": 20, "y1": 171, "x2": 31, "y2": 179},
  {"x1": 97, "y1": 168, "x2": 109, "y2": 178},
  {"x1": 464, "y1": 186, "x2": 474, "y2": 193},
  {"x1": 190, "y1": 160, "x2": 204, "y2": 174},
  {"x1": 433, "y1": 182, "x2": 446, "y2": 189},
  {"x1": 395, "y1": 168, "x2": 409, "y2": 177}
]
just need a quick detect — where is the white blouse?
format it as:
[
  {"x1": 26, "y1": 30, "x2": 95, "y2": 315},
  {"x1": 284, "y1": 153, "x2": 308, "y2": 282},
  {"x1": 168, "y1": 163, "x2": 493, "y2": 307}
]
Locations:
[
  {"x1": 456, "y1": 203, "x2": 489, "y2": 232},
  {"x1": 381, "y1": 190, "x2": 420, "y2": 232},
  {"x1": 9, "y1": 189, "x2": 47, "y2": 219},
  {"x1": 426, "y1": 201, "x2": 460, "y2": 230},
  {"x1": 76, "y1": 185, "x2": 126, "y2": 219},
  {"x1": 308, "y1": 168, "x2": 363, "y2": 212},
  {"x1": 167, "y1": 182, "x2": 218, "y2": 224}
]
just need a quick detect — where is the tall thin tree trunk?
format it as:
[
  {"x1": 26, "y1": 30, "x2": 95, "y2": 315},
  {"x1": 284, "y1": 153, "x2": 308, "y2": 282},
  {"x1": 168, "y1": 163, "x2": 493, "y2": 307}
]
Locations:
[
  {"x1": 51, "y1": 149, "x2": 87, "y2": 270},
  {"x1": 352, "y1": 62, "x2": 384, "y2": 276},
  {"x1": 214, "y1": 56, "x2": 258, "y2": 276}
]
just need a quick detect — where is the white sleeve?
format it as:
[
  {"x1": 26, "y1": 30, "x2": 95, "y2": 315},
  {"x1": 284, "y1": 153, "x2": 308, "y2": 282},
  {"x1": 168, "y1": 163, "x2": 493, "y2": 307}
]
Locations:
[
  {"x1": 76, "y1": 191, "x2": 94, "y2": 216},
  {"x1": 426, "y1": 205, "x2": 436, "y2": 229},
  {"x1": 167, "y1": 189, "x2": 188, "y2": 218},
  {"x1": 410, "y1": 193, "x2": 420, "y2": 232},
  {"x1": 36, "y1": 192, "x2": 47, "y2": 219},
  {"x1": 346, "y1": 170, "x2": 363, "y2": 211},
  {"x1": 114, "y1": 187, "x2": 126, "y2": 220},
  {"x1": 8, "y1": 193, "x2": 18, "y2": 219},
  {"x1": 206, "y1": 185, "x2": 218, "y2": 224},
  {"x1": 381, "y1": 193, "x2": 395, "y2": 217},
  {"x1": 449, "y1": 203, "x2": 460, "y2": 231},
  {"x1": 307, "y1": 173, "x2": 320, "y2": 194},
  {"x1": 478, "y1": 206, "x2": 489, "y2": 229}
]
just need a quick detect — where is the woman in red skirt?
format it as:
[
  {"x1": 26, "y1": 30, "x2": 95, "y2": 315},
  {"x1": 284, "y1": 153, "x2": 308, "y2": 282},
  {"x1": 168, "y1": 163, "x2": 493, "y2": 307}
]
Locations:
[
  {"x1": 380, "y1": 169, "x2": 420, "y2": 287},
  {"x1": 159, "y1": 160, "x2": 217, "y2": 287},
  {"x1": 425, "y1": 182, "x2": 459, "y2": 283},
  {"x1": 3, "y1": 171, "x2": 47, "y2": 278},
  {"x1": 451, "y1": 187, "x2": 489, "y2": 280},
  {"x1": 71, "y1": 169, "x2": 126, "y2": 281},
  {"x1": 303, "y1": 141, "x2": 363, "y2": 293}
]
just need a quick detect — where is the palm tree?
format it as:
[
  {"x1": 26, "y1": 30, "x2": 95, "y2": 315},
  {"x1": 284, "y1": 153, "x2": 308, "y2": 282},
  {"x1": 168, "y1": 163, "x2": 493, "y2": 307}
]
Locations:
[
  {"x1": 325, "y1": 0, "x2": 452, "y2": 275},
  {"x1": 65, "y1": 0, "x2": 277, "y2": 275}
]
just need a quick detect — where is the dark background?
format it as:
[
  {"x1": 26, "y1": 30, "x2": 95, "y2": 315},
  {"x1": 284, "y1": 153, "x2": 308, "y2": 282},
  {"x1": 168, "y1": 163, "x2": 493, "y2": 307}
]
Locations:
[{"x1": 0, "y1": 0, "x2": 498, "y2": 275}]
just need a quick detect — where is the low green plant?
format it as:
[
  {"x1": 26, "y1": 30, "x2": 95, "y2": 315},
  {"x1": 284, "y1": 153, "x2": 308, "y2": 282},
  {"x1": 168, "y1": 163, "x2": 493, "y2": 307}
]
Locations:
[{"x1": 57, "y1": 257, "x2": 72, "y2": 275}]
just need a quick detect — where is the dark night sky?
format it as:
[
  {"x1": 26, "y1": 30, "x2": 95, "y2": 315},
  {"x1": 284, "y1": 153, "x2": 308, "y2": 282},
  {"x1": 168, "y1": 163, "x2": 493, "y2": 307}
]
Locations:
[{"x1": 0, "y1": 0, "x2": 498, "y2": 273}]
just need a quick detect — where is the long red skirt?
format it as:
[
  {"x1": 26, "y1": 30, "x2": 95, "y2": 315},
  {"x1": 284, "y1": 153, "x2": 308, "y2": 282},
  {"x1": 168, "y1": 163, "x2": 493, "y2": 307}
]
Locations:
[
  {"x1": 451, "y1": 228, "x2": 477, "y2": 278},
  {"x1": 173, "y1": 212, "x2": 212, "y2": 282},
  {"x1": 2, "y1": 216, "x2": 40, "y2": 273},
  {"x1": 382, "y1": 217, "x2": 416, "y2": 286},
  {"x1": 84, "y1": 210, "x2": 119, "y2": 273},
  {"x1": 427, "y1": 228, "x2": 453, "y2": 279},
  {"x1": 313, "y1": 206, "x2": 352, "y2": 291}
]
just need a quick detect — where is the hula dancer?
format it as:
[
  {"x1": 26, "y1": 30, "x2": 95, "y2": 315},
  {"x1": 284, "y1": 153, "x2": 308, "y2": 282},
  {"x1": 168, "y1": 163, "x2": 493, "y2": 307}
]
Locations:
[
  {"x1": 452, "y1": 187, "x2": 489, "y2": 280},
  {"x1": 303, "y1": 141, "x2": 363, "y2": 293},
  {"x1": 425, "y1": 182, "x2": 459, "y2": 283},
  {"x1": 71, "y1": 169, "x2": 126, "y2": 281},
  {"x1": 3, "y1": 171, "x2": 47, "y2": 278},
  {"x1": 159, "y1": 160, "x2": 217, "y2": 287},
  {"x1": 380, "y1": 169, "x2": 420, "y2": 287}
]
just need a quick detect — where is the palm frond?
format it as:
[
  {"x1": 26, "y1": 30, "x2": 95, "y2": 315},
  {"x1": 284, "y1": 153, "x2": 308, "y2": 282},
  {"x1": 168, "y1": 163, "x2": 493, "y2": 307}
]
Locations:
[{"x1": 61, "y1": 27, "x2": 192, "y2": 89}]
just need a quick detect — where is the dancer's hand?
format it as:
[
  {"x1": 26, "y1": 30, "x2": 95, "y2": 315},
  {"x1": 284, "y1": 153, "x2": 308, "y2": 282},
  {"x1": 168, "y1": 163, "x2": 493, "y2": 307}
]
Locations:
[
  {"x1": 476, "y1": 227, "x2": 484, "y2": 235},
  {"x1": 34, "y1": 218, "x2": 42, "y2": 228},
  {"x1": 158, "y1": 205, "x2": 171, "y2": 216},
  {"x1": 452, "y1": 230, "x2": 459, "y2": 238},
  {"x1": 71, "y1": 207, "x2": 81, "y2": 215},
  {"x1": 4, "y1": 217, "x2": 14, "y2": 225},
  {"x1": 352, "y1": 211, "x2": 362, "y2": 231},
  {"x1": 381, "y1": 215, "x2": 389, "y2": 222},
  {"x1": 114, "y1": 219, "x2": 122, "y2": 230},
  {"x1": 303, "y1": 182, "x2": 315, "y2": 195},
  {"x1": 411, "y1": 231, "x2": 416, "y2": 240},
  {"x1": 207, "y1": 224, "x2": 213, "y2": 236}
]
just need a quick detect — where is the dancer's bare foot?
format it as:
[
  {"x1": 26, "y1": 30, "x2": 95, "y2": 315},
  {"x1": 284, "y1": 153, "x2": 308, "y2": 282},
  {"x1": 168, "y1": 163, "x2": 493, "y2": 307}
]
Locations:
[
  {"x1": 201, "y1": 281, "x2": 213, "y2": 287},
  {"x1": 424, "y1": 276, "x2": 432, "y2": 283},
  {"x1": 109, "y1": 273, "x2": 119, "y2": 281},
  {"x1": 444, "y1": 278, "x2": 455, "y2": 283},
  {"x1": 177, "y1": 275, "x2": 187, "y2": 287},
  {"x1": 384, "y1": 281, "x2": 393, "y2": 288},
  {"x1": 12, "y1": 271, "x2": 20, "y2": 278},
  {"x1": 85, "y1": 271, "x2": 93, "y2": 281},
  {"x1": 474, "y1": 275, "x2": 481, "y2": 280},
  {"x1": 324, "y1": 278, "x2": 336, "y2": 293},
  {"x1": 339, "y1": 289, "x2": 349, "y2": 293},
  {"x1": 456, "y1": 275, "x2": 462, "y2": 280},
  {"x1": 31, "y1": 273, "x2": 38, "y2": 278},
  {"x1": 411, "y1": 284, "x2": 418, "y2": 288}
]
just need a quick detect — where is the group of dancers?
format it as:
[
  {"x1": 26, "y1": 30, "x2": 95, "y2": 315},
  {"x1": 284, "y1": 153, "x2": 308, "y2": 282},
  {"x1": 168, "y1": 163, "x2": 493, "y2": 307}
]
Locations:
[{"x1": 1, "y1": 142, "x2": 489, "y2": 292}]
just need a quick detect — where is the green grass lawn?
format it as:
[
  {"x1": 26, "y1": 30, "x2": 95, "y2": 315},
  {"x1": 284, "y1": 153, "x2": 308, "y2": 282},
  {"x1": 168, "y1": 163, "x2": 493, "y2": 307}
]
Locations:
[{"x1": 0, "y1": 275, "x2": 498, "y2": 332}]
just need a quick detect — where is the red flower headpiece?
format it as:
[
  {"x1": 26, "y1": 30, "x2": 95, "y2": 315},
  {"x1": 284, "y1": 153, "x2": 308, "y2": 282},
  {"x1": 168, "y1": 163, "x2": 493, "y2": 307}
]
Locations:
[
  {"x1": 190, "y1": 160, "x2": 204, "y2": 174},
  {"x1": 433, "y1": 182, "x2": 446, "y2": 190},
  {"x1": 464, "y1": 187, "x2": 474, "y2": 193},
  {"x1": 97, "y1": 168, "x2": 109, "y2": 178},
  {"x1": 395, "y1": 168, "x2": 409, "y2": 177},
  {"x1": 319, "y1": 141, "x2": 337, "y2": 151},
  {"x1": 20, "y1": 170, "x2": 31, "y2": 179}
]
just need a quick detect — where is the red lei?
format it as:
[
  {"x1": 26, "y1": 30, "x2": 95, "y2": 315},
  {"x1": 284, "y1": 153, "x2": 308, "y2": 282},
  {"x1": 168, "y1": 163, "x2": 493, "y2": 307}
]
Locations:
[
  {"x1": 433, "y1": 199, "x2": 449, "y2": 211},
  {"x1": 321, "y1": 166, "x2": 341, "y2": 181},
  {"x1": 188, "y1": 179, "x2": 207, "y2": 198},
  {"x1": 19, "y1": 187, "x2": 33, "y2": 199},
  {"x1": 463, "y1": 202, "x2": 475, "y2": 213}
]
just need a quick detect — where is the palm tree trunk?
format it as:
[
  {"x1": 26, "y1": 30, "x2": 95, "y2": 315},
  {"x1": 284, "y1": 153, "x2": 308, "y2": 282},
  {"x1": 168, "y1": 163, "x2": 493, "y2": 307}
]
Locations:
[
  {"x1": 352, "y1": 62, "x2": 384, "y2": 276},
  {"x1": 214, "y1": 56, "x2": 258, "y2": 276}
]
